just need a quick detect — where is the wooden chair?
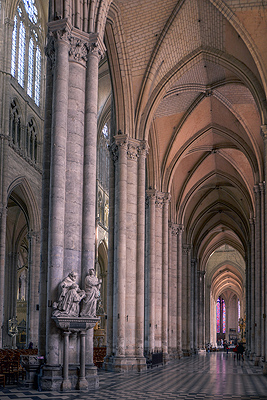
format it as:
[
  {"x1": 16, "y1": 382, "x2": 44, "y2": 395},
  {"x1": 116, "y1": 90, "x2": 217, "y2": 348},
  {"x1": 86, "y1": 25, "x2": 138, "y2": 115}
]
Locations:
[{"x1": 0, "y1": 373, "x2": 5, "y2": 388}]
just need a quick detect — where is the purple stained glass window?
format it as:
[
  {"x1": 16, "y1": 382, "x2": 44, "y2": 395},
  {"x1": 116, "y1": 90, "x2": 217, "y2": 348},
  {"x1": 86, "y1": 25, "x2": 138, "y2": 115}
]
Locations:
[
  {"x1": 216, "y1": 298, "x2": 220, "y2": 333},
  {"x1": 222, "y1": 299, "x2": 226, "y2": 333},
  {"x1": 217, "y1": 296, "x2": 226, "y2": 334}
]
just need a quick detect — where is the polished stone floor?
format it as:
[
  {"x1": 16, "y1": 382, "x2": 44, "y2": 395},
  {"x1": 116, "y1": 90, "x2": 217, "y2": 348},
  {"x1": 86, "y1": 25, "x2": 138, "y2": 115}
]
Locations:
[{"x1": 1, "y1": 352, "x2": 267, "y2": 400}]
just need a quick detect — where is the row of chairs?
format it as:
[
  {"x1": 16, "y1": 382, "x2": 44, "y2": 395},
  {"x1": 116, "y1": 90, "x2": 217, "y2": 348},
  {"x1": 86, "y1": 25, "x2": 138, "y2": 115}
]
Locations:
[{"x1": 0, "y1": 349, "x2": 36, "y2": 387}]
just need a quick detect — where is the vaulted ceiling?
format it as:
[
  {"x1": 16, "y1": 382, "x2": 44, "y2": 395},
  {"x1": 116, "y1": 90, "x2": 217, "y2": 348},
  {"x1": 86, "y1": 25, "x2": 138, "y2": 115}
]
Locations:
[{"x1": 105, "y1": 0, "x2": 267, "y2": 272}]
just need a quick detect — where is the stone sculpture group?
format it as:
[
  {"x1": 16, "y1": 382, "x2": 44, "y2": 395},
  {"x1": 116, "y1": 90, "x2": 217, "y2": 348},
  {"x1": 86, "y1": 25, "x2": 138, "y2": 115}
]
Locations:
[{"x1": 52, "y1": 270, "x2": 102, "y2": 318}]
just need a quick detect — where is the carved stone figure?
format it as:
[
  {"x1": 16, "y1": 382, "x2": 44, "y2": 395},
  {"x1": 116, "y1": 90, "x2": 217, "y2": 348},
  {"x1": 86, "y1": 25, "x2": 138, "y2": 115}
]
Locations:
[
  {"x1": 80, "y1": 269, "x2": 102, "y2": 317},
  {"x1": 52, "y1": 271, "x2": 85, "y2": 317}
]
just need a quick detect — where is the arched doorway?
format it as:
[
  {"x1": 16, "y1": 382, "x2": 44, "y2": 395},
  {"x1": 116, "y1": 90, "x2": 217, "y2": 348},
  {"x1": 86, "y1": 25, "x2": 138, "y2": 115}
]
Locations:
[
  {"x1": 3, "y1": 179, "x2": 40, "y2": 349},
  {"x1": 205, "y1": 245, "x2": 245, "y2": 347}
]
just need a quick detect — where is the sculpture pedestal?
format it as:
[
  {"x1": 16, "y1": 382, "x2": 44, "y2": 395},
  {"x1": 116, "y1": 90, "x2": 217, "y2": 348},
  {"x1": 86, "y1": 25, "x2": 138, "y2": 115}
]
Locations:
[
  {"x1": 20, "y1": 355, "x2": 44, "y2": 388},
  {"x1": 42, "y1": 316, "x2": 99, "y2": 391}
]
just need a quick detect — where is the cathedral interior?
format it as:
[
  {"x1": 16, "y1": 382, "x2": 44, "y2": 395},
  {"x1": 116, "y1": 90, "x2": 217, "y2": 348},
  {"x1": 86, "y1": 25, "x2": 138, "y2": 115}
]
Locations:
[{"x1": 1, "y1": 0, "x2": 267, "y2": 396}]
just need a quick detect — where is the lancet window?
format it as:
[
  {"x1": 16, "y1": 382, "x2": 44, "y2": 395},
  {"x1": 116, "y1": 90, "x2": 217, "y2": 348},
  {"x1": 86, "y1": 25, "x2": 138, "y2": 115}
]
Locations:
[
  {"x1": 11, "y1": 0, "x2": 42, "y2": 107},
  {"x1": 216, "y1": 296, "x2": 226, "y2": 334}
]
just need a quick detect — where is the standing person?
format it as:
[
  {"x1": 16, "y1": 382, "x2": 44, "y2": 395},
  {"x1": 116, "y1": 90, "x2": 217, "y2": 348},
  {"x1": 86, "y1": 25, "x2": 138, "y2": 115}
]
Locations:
[{"x1": 237, "y1": 342, "x2": 244, "y2": 360}]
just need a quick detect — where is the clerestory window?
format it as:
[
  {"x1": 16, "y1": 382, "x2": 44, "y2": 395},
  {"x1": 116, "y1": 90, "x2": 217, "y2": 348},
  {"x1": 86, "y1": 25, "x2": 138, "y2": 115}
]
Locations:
[{"x1": 11, "y1": 0, "x2": 42, "y2": 107}]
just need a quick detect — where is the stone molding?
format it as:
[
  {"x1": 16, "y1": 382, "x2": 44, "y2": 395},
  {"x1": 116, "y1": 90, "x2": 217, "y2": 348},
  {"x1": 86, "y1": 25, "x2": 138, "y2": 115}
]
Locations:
[
  {"x1": 52, "y1": 316, "x2": 99, "y2": 332},
  {"x1": 46, "y1": 21, "x2": 105, "y2": 68},
  {"x1": 110, "y1": 135, "x2": 149, "y2": 164},
  {"x1": 68, "y1": 36, "x2": 88, "y2": 65},
  {"x1": 182, "y1": 244, "x2": 191, "y2": 255},
  {"x1": 170, "y1": 222, "x2": 179, "y2": 236},
  {"x1": 261, "y1": 124, "x2": 267, "y2": 140},
  {"x1": 146, "y1": 190, "x2": 171, "y2": 209}
]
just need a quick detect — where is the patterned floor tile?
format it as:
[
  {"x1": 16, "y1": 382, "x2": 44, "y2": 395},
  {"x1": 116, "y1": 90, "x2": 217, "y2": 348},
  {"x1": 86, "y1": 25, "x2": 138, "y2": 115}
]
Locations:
[{"x1": 1, "y1": 353, "x2": 267, "y2": 400}]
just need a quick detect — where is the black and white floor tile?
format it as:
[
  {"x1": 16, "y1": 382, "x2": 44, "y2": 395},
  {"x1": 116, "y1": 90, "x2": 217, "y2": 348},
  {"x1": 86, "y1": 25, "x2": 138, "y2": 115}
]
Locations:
[{"x1": 1, "y1": 352, "x2": 267, "y2": 400}]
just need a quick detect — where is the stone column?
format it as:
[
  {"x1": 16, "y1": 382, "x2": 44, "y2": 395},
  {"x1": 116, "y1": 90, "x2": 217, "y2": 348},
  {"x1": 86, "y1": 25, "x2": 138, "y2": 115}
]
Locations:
[
  {"x1": 190, "y1": 258, "x2": 195, "y2": 352},
  {"x1": 82, "y1": 34, "x2": 105, "y2": 370},
  {"x1": 0, "y1": 204, "x2": 7, "y2": 346},
  {"x1": 194, "y1": 266, "x2": 199, "y2": 349},
  {"x1": 77, "y1": 332, "x2": 88, "y2": 390},
  {"x1": 261, "y1": 125, "x2": 267, "y2": 373},
  {"x1": 147, "y1": 189, "x2": 156, "y2": 353},
  {"x1": 64, "y1": 30, "x2": 87, "y2": 273},
  {"x1": 246, "y1": 224, "x2": 251, "y2": 355},
  {"x1": 46, "y1": 19, "x2": 71, "y2": 367},
  {"x1": 177, "y1": 225, "x2": 183, "y2": 356},
  {"x1": 62, "y1": 332, "x2": 71, "y2": 391},
  {"x1": 105, "y1": 145, "x2": 115, "y2": 359},
  {"x1": 254, "y1": 185, "x2": 261, "y2": 365},
  {"x1": 114, "y1": 134, "x2": 128, "y2": 358},
  {"x1": 250, "y1": 218, "x2": 255, "y2": 359},
  {"x1": 162, "y1": 193, "x2": 170, "y2": 358},
  {"x1": 155, "y1": 193, "x2": 163, "y2": 351},
  {"x1": 199, "y1": 271, "x2": 205, "y2": 349},
  {"x1": 169, "y1": 223, "x2": 178, "y2": 357},
  {"x1": 259, "y1": 182, "x2": 265, "y2": 361},
  {"x1": 136, "y1": 141, "x2": 148, "y2": 361},
  {"x1": 39, "y1": 44, "x2": 53, "y2": 356},
  {"x1": 0, "y1": 23, "x2": 12, "y2": 346},
  {"x1": 27, "y1": 231, "x2": 40, "y2": 346},
  {"x1": 82, "y1": 34, "x2": 105, "y2": 280}
]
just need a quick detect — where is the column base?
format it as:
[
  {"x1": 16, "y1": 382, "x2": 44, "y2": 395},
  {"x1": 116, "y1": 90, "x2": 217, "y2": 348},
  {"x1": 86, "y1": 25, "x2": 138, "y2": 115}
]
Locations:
[
  {"x1": 163, "y1": 352, "x2": 169, "y2": 364},
  {"x1": 77, "y1": 378, "x2": 88, "y2": 390},
  {"x1": 41, "y1": 364, "x2": 99, "y2": 391},
  {"x1": 103, "y1": 355, "x2": 147, "y2": 372},
  {"x1": 254, "y1": 356, "x2": 261, "y2": 366},
  {"x1": 41, "y1": 365, "x2": 62, "y2": 391},
  {"x1": 263, "y1": 362, "x2": 267, "y2": 375},
  {"x1": 61, "y1": 379, "x2": 72, "y2": 391}
]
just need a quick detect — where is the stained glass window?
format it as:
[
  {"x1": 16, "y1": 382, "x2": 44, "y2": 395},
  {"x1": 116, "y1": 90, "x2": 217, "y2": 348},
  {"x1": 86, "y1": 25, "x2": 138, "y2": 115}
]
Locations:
[
  {"x1": 11, "y1": 16, "x2": 17, "y2": 77},
  {"x1": 222, "y1": 299, "x2": 226, "y2": 333},
  {"x1": 238, "y1": 299, "x2": 240, "y2": 332},
  {"x1": 34, "y1": 46, "x2": 41, "y2": 106},
  {"x1": 27, "y1": 38, "x2": 34, "y2": 97},
  {"x1": 217, "y1": 296, "x2": 226, "y2": 334},
  {"x1": 216, "y1": 298, "x2": 220, "y2": 334},
  {"x1": 10, "y1": 0, "x2": 42, "y2": 106},
  {"x1": 18, "y1": 21, "x2": 25, "y2": 87}
]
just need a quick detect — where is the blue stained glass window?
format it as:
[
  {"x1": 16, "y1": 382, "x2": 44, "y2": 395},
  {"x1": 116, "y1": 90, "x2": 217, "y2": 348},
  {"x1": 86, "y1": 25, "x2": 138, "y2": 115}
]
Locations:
[
  {"x1": 27, "y1": 38, "x2": 34, "y2": 97},
  {"x1": 34, "y1": 46, "x2": 41, "y2": 106},
  {"x1": 11, "y1": 16, "x2": 17, "y2": 77},
  {"x1": 22, "y1": 0, "x2": 38, "y2": 23},
  {"x1": 18, "y1": 21, "x2": 25, "y2": 87},
  {"x1": 216, "y1": 298, "x2": 220, "y2": 334},
  {"x1": 222, "y1": 299, "x2": 226, "y2": 333},
  {"x1": 10, "y1": 0, "x2": 41, "y2": 106}
]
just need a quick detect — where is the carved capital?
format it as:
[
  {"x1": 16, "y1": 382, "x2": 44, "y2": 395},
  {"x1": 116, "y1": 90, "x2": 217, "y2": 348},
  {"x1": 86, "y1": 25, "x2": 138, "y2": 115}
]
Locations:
[
  {"x1": 253, "y1": 184, "x2": 259, "y2": 194},
  {"x1": 69, "y1": 36, "x2": 88, "y2": 65},
  {"x1": 178, "y1": 224, "x2": 184, "y2": 234},
  {"x1": 127, "y1": 139, "x2": 139, "y2": 161},
  {"x1": 87, "y1": 33, "x2": 106, "y2": 60},
  {"x1": 109, "y1": 142, "x2": 119, "y2": 164},
  {"x1": 182, "y1": 244, "x2": 191, "y2": 255},
  {"x1": 261, "y1": 125, "x2": 267, "y2": 140},
  {"x1": 47, "y1": 19, "x2": 72, "y2": 42},
  {"x1": 170, "y1": 223, "x2": 179, "y2": 236},
  {"x1": 259, "y1": 182, "x2": 265, "y2": 193},
  {"x1": 155, "y1": 192, "x2": 165, "y2": 208},
  {"x1": 114, "y1": 133, "x2": 128, "y2": 151},
  {"x1": 163, "y1": 192, "x2": 171, "y2": 203},
  {"x1": 138, "y1": 140, "x2": 149, "y2": 157},
  {"x1": 45, "y1": 34, "x2": 56, "y2": 69}
]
